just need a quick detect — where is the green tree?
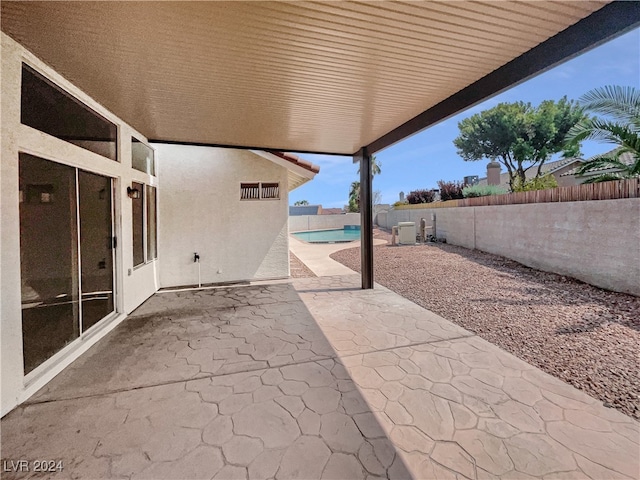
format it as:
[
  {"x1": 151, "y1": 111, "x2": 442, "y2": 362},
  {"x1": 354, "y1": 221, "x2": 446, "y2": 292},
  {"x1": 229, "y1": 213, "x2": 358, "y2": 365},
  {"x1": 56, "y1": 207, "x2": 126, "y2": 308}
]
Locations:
[
  {"x1": 454, "y1": 98, "x2": 585, "y2": 190},
  {"x1": 350, "y1": 155, "x2": 382, "y2": 212},
  {"x1": 565, "y1": 86, "x2": 640, "y2": 183},
  {"x1": 512, "y1": 173, "x2": 558, "y2": 192},
  {"x1": 294, "y1": 200, "x2": 309, "y2": 206}
]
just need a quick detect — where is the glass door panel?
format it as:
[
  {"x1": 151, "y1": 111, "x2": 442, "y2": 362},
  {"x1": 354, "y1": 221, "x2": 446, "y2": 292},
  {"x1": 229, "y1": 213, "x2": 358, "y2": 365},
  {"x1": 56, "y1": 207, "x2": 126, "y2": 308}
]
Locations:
[
  {"x1": 78, "y1": 170, "x2": 114, "y2": 331},
  {"x1": 19, "y1": 153, "x2": 80, "y2": 374}
]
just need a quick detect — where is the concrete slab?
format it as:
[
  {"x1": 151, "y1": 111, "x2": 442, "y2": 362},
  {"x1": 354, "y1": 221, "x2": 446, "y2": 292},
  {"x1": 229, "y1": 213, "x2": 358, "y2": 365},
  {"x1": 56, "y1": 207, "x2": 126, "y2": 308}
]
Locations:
[
  {"x1": 1, "y1": 276, "x2": 638, "y2": 480},
  {"x1": 288, "y1": 235, "x2": 385, "y2": 277}
]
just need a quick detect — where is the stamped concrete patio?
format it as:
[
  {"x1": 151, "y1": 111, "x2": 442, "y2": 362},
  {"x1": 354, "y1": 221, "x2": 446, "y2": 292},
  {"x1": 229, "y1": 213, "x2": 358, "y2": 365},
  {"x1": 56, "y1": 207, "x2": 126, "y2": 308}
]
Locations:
[{"x1": 2, "y1": 275, "x2": 638, "y2": 479}]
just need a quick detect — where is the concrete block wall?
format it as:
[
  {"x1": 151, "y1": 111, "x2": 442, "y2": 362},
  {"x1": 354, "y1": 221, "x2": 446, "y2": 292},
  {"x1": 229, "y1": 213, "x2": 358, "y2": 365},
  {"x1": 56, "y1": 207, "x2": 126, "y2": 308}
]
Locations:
[
  {"x1": 289, "y1": 213, "x2": 360, "y2": 232},
  {"x1": 474, "y1": 199, "x2": 639, "y2": 296},
  {"x1": 380, "y1": 199, "x2": 640, "y2": 296}
]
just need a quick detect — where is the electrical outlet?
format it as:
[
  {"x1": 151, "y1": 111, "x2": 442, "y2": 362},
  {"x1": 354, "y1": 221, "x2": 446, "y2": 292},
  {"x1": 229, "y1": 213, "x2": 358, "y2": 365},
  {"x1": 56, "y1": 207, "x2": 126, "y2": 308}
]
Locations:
[{"x1": 217, "y1": 269, "x2": 223, "y2": 274}]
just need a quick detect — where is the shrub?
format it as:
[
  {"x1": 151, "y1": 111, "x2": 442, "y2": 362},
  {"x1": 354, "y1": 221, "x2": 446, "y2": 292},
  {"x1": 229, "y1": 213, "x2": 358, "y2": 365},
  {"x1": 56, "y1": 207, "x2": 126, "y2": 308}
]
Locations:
[
  {"x1": 462, "y1": 184, "x2": 507, "y2": 198},
  {"x1": 437, "y1": 180, "x2": 465, "y2": 201},
  {"x1": 392, "y1": 200, "x2": 408, "y2": 207},
  {"x1": 512, "y1": 174, "x2": 559, "y2": 192},
  {"x1": 406, "y1": 189, "x2": 436, "y2": 204}
]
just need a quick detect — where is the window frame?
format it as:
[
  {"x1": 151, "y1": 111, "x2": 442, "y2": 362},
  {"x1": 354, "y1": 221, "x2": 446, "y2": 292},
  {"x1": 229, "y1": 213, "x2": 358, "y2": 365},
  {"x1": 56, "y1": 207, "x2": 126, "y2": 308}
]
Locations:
[
  {"x1": 132, "y1": 182, "x2": 158, "y2": 269},
  {"x1": 146, "y1": 185, "x2": 158, "y2": 261},
  {"x1": 131, "y1": 137, "x2": 156, "y2": 176},
  {"x1": 20, "y1": 63, "x2": 119, "y2": 162},
  {"x1": 131, "y1": 181, "x2": 145, "y2": 268}
]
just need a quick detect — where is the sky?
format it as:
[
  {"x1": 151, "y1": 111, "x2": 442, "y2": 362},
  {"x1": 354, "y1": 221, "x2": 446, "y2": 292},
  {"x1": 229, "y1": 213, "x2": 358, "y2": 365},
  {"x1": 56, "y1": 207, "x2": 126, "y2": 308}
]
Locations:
[{"x1": 289, "y1": 28, "x2": 640, "y2": 208}]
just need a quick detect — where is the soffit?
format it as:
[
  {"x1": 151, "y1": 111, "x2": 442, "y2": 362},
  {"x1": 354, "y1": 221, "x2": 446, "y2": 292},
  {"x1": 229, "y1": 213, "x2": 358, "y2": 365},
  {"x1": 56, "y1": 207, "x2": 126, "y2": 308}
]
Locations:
[{"x1": 1, "y1": 1, "x2": 609, "y2": 155}]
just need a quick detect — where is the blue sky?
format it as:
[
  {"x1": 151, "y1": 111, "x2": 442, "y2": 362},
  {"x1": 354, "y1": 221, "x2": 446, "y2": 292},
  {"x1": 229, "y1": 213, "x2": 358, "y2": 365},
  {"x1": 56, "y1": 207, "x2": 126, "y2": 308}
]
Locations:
[{"x1": 290, "y1": 28, "x2": 639, "y2": 208}]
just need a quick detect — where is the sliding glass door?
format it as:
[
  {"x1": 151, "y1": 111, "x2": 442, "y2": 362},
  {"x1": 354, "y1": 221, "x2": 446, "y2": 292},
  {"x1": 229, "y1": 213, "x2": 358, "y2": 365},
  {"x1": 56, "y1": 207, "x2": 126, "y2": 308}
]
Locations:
[
  {"x1": 19, "y1": 153, "x2": 115, "y2": 374},
  {"x1": 78, "y1": 170, "x2": 114, "y2": 331}
]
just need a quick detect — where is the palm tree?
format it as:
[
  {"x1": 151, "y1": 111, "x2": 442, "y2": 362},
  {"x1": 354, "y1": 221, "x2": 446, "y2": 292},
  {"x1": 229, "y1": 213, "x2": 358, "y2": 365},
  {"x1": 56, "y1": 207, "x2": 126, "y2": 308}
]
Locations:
[
  {"x1": 357, "y1": 155, "x2": 382, "y2": 178},
  {"x1": 565, "y1": 86, "x2": 640, "y2": 183},
  {"x1": 350, "y1": 155, "x2": 381, "y2": 212},
  {"x1": 348, "y1": 181, "x2": 360, "y2": 212}
]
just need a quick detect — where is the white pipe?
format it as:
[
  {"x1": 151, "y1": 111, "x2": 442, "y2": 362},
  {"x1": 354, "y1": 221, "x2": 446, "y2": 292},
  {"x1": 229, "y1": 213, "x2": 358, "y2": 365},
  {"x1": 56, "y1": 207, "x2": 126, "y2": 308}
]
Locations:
[{"x1": 198, "y1": 260, "x2": 202, "y2": 288}]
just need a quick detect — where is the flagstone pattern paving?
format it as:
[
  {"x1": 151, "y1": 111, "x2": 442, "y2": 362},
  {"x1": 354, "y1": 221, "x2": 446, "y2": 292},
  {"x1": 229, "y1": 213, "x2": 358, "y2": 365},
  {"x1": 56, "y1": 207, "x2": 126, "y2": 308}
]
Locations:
[{"x1": 1, "y1": 275, "x2": 638, "y2": 479}]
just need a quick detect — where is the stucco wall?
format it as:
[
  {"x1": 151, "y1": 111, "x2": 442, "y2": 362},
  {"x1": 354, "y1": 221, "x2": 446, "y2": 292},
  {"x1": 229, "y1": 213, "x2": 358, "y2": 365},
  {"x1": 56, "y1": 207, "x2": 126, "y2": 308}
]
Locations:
[
  {"x1": 155, "y1": 145, "x2": 290, "y2": 288},
  {"x1": 379, "y1": 199, "x2": 640, "y2": 296},
  {"x1": 555, "y1": 164, "x2": 584, "y2": 187},
  {"x1": 289, "y1": 213, "x2": 360, "y2": 232},
  {"x1": 1, "y1": 33, "x2": 158, "y2": 415}
]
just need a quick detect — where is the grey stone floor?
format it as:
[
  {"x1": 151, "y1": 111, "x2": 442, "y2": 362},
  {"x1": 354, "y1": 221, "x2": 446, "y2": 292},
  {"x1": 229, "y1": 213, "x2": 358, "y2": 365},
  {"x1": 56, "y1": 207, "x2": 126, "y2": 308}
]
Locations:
[{"x1": 1, "y1": 275, "x2": 638, "y2": 479}]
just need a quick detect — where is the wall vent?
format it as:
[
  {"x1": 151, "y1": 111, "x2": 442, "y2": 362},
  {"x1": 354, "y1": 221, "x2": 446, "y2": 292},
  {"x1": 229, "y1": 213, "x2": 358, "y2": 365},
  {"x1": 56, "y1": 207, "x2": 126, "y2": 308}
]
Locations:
[{"x1": 241, "y1": 182, "x2": 279, "y2": 200}]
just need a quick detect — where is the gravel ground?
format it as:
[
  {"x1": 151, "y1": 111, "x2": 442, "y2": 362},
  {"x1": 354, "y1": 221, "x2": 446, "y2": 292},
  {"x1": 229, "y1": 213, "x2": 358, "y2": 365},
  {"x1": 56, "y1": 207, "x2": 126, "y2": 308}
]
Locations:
[
  {"x1": 330, "y1": 228, "x2": 640, "y2": 420},
  {"x1": 290, "y1": 252, "x2": 316, "y2": 278}
]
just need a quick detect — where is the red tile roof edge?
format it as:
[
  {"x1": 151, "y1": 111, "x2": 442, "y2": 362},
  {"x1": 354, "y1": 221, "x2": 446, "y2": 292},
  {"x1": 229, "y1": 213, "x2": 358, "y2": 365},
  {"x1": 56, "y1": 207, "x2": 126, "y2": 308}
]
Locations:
[{"x1": 267, "y1": 151, "x2": 320, "y2": 174}]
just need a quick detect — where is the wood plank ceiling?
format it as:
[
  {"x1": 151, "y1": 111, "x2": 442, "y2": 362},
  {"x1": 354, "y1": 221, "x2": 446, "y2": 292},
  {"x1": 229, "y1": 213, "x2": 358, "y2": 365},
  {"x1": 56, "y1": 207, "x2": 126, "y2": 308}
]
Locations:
[{"x1": 1, "y1": 1, "x2": 613, "y2": 155}]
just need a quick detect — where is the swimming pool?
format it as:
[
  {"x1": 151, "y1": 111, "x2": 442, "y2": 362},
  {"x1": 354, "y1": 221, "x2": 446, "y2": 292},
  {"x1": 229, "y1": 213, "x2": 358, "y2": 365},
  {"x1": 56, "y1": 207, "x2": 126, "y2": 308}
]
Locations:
[{"x1": 292, "y1": 226, "x2": 361, "y2": 243}]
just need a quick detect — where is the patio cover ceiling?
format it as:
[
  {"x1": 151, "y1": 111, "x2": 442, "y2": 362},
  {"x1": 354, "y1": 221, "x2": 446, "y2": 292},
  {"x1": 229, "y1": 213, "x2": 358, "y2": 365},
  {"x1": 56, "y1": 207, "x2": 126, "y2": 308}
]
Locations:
[{"x1": 2, "y1": 1, "x2": 639, "y2": 156}]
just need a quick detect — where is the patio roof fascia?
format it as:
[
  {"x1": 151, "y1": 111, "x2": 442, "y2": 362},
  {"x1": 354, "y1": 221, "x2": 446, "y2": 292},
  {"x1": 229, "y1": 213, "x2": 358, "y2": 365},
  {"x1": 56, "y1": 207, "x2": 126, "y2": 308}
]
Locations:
[
  {"x1": 149, "y1": 139, "x2": 352, "y2": 158},
  {"x1": 363, "y1": 1, "x2": 640, "y2": 156}
]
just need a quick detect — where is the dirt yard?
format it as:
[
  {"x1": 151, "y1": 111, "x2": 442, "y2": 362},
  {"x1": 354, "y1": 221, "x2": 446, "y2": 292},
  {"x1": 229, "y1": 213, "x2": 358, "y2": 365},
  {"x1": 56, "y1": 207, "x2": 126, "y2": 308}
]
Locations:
[{"x1": 330, "y1": 229, "x2": 640, "y2": 419}]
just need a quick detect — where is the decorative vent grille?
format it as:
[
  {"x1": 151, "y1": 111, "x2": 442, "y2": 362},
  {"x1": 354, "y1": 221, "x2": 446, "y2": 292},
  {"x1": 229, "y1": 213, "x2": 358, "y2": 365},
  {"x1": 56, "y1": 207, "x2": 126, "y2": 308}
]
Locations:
[
  {"x1": 261, "y1": 183, "x2": 279, "y2": 199},
  {"x1": 240, "y1": 182, "x2": 280, "y2": 200},
  {"x1": 240, "y1": 183, "x2": 260, "y2": 200}
]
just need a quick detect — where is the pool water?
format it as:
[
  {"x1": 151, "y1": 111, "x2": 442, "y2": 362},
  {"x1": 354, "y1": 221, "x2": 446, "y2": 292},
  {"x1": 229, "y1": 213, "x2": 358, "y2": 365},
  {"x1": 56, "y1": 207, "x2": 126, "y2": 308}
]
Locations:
[{"x1": 292, "y1": 226, "x2": 361, "y2": 243}]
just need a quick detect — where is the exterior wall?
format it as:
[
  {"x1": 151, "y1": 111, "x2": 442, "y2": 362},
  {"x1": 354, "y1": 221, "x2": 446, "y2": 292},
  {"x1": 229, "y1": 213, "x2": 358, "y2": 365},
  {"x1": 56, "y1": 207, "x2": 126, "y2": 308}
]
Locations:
[
  {"x1": 436, "y1": 208, "x2": 476, "y2": 250},
  {"x1": 380, "y1": 199, "x2": 640, "y2": 296},
  {"x1": 1, "y1": 33, "x2": 158, "y2": 415},
  {"x1": 377, "y1": 208, "x2": 432, "y2": 230},
  {"x1": 289, "y1": 213, "x2": 360, "y2": 232},
  {"x1": 555, "y1": 164, "x2": 584, "y2": 187},
  {"x1": 473, "y1": 199, "x2": 640, "y2": 296},
  {"x1": 155, "y1": 145, "x2": 290, "y2": 288}
]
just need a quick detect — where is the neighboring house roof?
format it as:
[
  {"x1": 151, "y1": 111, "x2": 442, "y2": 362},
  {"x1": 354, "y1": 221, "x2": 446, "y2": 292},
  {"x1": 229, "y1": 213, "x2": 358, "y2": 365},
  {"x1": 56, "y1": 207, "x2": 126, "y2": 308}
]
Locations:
[
  {"x1": 477, "y1": 157, "x2": 584, "y2": 187},
  {"x1": 251, "y1": 151, "x2": 320, "y2": 191},
  {"x1": 289, "y1": 205, "x2": 322, "y2": 216},
  {"x1": 320, "y1": 208, "x2": 344, "y2": 215},
  {"x1": 560, "y1": 150, "x2": 636, "y2": 177}
]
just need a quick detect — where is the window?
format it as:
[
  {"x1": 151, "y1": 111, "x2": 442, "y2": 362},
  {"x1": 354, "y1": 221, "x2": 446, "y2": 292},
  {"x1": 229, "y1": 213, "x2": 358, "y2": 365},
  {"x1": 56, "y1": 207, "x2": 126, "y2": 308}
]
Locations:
[
  {"x1": 132, "y1": 182, "x2": 157, "y2": 267},
  {"x1": 21, "y1": 64, "x2": 118, "y2": 161},
  {"x1": 146, "y1": 185, "x2": 157, "y2": 260},
  {"x1": 240, "y1": 182, "x2": 280, "y2": 200},
  {"x1": 132, "y1": 182, "x2": 145, "y2": 267},
  {"x1": 132, "y1": 138, "x2": 155, "y2": 175}
]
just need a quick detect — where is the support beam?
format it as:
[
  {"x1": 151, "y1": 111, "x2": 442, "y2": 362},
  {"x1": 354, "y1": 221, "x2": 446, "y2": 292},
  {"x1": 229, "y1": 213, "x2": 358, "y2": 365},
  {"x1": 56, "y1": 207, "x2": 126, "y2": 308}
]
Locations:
[
  {"x1": 356, "y1": 147, "x2": 374, "y2": 289},
  {"x1": 366, "y1": 1, "x2": 640, "y2": 154}
]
